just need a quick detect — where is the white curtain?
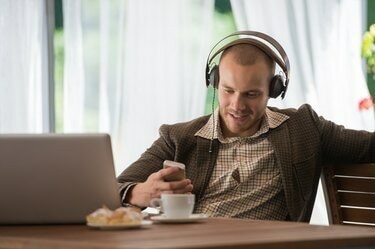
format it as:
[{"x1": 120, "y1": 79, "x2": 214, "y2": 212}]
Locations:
[
  {"x1": 0, "y1": 0, "x2": 50, "y2": 133},
  {"x1": 230, "y1": 0, "x2": 374, "y2": 225},
  {"x1": 63, "y1": 0, "x2": 214, "y2": 174}
]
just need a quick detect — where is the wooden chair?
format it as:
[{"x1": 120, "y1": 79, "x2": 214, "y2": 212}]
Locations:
[{"x1": 321, "y1": 163, "x2": 375, "y2": 226}]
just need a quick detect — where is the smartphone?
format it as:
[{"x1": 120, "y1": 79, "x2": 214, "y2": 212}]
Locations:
[{"x1": 162, "y1": 160, "x2": 186, "y2": 182}]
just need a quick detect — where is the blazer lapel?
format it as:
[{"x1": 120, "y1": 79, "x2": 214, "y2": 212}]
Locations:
[
  {"x1": 268, "y1": 124, "x2": 300, "y2": 221},
  {"x1": 195, "y1": 137, "x2": 219, "y2": 202}
]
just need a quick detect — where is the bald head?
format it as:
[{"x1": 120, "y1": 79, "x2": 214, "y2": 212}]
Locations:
[{"x1": 219, "y1": 44, "x2": 275, "y2": 80}]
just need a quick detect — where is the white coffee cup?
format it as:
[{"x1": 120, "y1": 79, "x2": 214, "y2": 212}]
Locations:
[{"x1": 150, "y1": 194, "x2": 195, "y2": 219}]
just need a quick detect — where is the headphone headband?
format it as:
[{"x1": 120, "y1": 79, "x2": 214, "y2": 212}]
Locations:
[
  {"x1": 205, "y1": 31, "x2": 290, "y2": 99},
  {"x1": 209, "y1": 39, "x2": 288, "y2": 75}
]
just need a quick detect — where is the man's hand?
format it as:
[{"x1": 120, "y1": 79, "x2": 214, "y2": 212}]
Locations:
[{"x1": 126, "y1": 166, "x2": 193, "y2": 208}]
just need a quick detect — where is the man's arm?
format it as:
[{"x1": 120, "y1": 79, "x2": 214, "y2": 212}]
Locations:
[
  {"x1": 117, "y1": 124, "x2": 193, "y2": 208},
  {"x1": 306, "y1": 106, "x2": 375, "y2": 163}
]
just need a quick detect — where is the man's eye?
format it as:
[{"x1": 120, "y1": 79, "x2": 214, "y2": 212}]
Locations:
[
  {"x1": 247, "y1": 92, "x2": 260, "y2": 98},
  {"x1": 225, "y1": 89, "x2": 234, "y2": 94}
]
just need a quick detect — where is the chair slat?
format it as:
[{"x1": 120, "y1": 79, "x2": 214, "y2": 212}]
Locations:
[
  {"x1": 341, "y1": 207, "x2": 375, "y2": 224},
  {"x1": 321, "y1": 166, "x2": 342, "y2": 224},
  {"x1": 338, "y1": 191, "x2": 375, "y2": 208},
  {"x1": 336, "y1": 177, "x2": 375, "y2": 192},
  {"x1": 333, "y1": 163, "x2": 375, "y2": 177},
  {"x1": 322, "y1": 163, "x2": 375, "y2": 226}
]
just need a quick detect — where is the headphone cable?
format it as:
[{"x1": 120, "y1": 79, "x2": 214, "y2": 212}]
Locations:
[{"x1": 209, "y1": 87, "x2": 216, "y2": 153}]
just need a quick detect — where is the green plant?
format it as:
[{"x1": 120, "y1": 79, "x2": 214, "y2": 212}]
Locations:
[
  {"x1": 362, "y1": 24, "x2": 375, "y2": 78},
  {"x1": 359, "y1": 24, "x2": 375, "y2": 113}
]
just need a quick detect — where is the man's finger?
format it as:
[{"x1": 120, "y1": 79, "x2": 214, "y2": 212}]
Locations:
[
  {"x1": 173, "y1": 184, "x2": 193, "y2": 194},
  {"x1": 157, "y1": 179, "x2": 191, "y2": 191},
  {"x1": 155, "y1": 166, "x2": 179, "y2": 180},
  {"x1": 169, "y1": 179, "x2": 192, "y2": 190}
]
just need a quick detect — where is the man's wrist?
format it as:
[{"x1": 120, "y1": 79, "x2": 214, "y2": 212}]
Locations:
[
  {"x1": 124, "y1": 183, "x2": 147, "y2": 209},
  {"x1": 124, "y1": 184, "x2": 137, "y2": 204},
  {"x1": 120, "y1": 183, "x2": 138, "y2": 207}
]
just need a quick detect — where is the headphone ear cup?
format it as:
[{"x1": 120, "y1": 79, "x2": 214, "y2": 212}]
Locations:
[
  {"x1": 269, "y1": 75, "x2": 285, "y2": 98},
  {"x1": 209, "y1": 65, "x2": 219, "y2": 88}
]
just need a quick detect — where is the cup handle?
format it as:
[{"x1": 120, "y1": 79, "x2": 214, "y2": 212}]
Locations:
[{"x1": 149, "y1": 198, "x2": 163, "y2": 212}]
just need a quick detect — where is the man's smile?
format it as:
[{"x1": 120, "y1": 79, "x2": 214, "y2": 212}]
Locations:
[{"x1": 228, "y1": 112, "x2": 250, "y2": 122}]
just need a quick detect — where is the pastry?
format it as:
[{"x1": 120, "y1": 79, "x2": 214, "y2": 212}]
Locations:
[{"x1": 86, "y1": 206, "x2": 142, "y2": 225}]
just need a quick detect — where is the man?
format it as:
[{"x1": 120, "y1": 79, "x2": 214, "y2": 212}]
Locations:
[{"x1": 117, "y1": 33, "x2": 375, "y2": 222}]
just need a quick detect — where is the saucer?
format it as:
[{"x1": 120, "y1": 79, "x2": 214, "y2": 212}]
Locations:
[
  {"x1": 87, "y1": 220, "x2": 152, "y2": 230},
  {"x1": 150, "y1": 214, "x2": 208, "y2": 223}
]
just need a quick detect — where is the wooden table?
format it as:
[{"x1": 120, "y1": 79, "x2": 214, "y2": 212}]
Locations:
[{"x1": 0, "y1": 218, "x2": 375, "y2": 249}]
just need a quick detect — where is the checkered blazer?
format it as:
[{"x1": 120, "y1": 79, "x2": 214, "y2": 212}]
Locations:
[{"x1": 117, "y1": 104, "x2": 375, "y2": 222}]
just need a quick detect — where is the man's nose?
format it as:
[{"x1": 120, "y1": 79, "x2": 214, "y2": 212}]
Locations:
[{"x1": 231, "y1": 94, "x2": 246, "y2": 111}]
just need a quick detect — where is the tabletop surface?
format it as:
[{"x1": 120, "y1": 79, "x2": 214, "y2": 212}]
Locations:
[{"x1": 1, "y1": 218, "x2": 375, "y2": 249}]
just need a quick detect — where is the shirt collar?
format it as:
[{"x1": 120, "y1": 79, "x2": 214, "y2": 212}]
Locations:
[{"x1": 195, "y1": 107, "x2": 289, "y2": 143}]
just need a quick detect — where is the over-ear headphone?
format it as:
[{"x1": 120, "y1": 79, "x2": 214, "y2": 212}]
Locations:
[{"x1": 205, "y1": 31, "x2": 290, "y2": 99}]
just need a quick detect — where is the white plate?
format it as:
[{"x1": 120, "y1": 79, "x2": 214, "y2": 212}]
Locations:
[
  {"x1": 87, "y1": 220, "x2": 152, "y2": 230},
  {"x1": 150, "y1": 214, "x2": 208, "y2": 223}
]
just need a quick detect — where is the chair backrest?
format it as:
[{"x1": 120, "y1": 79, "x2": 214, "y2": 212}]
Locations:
[{"x1": 321, "y1": 163, "x2": 375, "y2": 226}]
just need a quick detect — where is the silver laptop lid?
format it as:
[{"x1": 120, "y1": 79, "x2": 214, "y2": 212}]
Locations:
[{"x1": 0, "y1": 133, "x2": 121, "y2": 224}]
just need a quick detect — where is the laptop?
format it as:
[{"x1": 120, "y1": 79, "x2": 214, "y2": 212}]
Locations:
[{"x1": 0, "y1": 133, "x2": 121, "y2": 224}]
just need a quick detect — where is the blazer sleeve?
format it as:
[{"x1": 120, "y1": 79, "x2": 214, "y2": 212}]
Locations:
[
  {"x1": 116, "y1": 124, "x2": 176, "y2": 205},
  {"x1": 305, "y1": 105, "x2": 375, "y2": 163}
]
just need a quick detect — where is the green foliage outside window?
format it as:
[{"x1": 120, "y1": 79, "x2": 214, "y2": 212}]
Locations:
[
  {"x1": 54, "y1": 28, "x2": 64, "y2": 132},
  {"x1": 362, "y1": 24, "x2": 375, "y2": 79},
  {"x1": 54, "y1": 1, "x2": 237, "y2": 128},
  {"x1": 204, "y1": 1, "x2": 236, "y2": 114}
]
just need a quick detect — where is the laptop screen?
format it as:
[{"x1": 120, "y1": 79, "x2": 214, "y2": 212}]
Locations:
[{"x1": 0, "y1": 134, "x2": 121, "y2": 224}]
